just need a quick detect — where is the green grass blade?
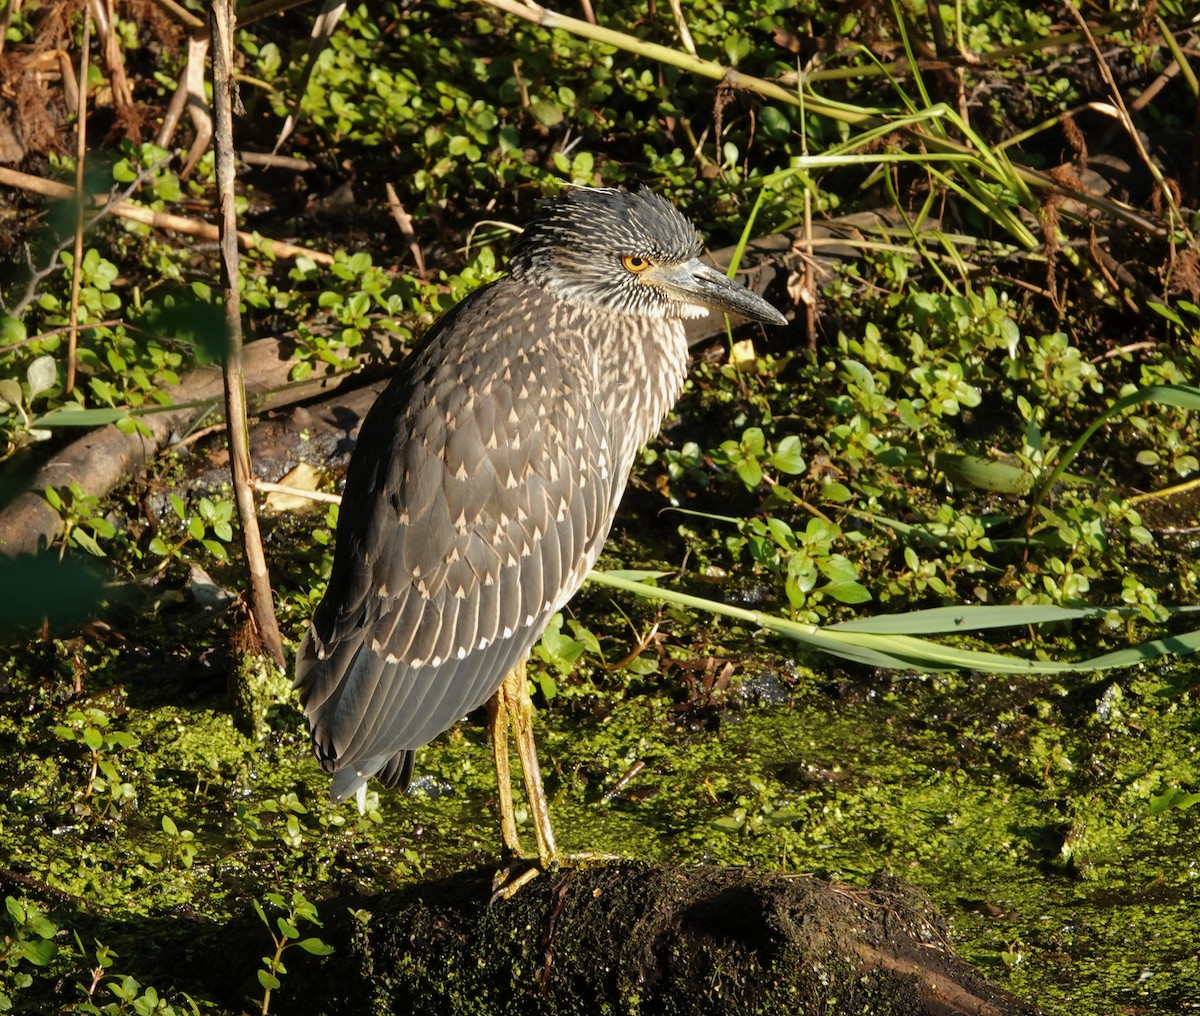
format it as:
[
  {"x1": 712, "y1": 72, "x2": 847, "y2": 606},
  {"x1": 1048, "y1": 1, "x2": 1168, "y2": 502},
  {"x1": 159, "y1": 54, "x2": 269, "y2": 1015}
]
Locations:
[
  {"x1": 1081, "y1": 628, "x2": 1200, "y2": 668},
  {"x1": 588, "y1": 572, "x2": 1200, "y2": 677},
  {"x1": 1033, "y1": 384, "x2": 1200, "y2": 505},
  {"x1": 829, "y1": 604, "x2": 1111, "y2": 633},
  {"x1": 32, "y1": 408, "x2": 135, "y2": 427}
]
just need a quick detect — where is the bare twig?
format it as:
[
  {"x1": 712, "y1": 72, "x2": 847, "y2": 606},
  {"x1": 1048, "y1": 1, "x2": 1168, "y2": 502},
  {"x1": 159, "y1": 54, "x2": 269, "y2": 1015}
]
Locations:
[
  {"x1": 600, "y1": 760, "x2": 645, "y2": 803},
  {"x1": 240, "y1": 150, "x2": 317, "y2": 171},
  {"x1": 67, "y1": 7, "x2": 92, "y2": 395},
  {"x1": 1125, "y1": 476, "x2": 1200, "y2": 505},
  {"x1": 385, "y1": 182, "x2": 427, "y2": 276},
  {"x1": 1129, "y1": 57, "x2": 1179, "y2": 112},
  {"x1": 1091, "y1": 340, "x2": 1156, "y2": 363},
  {"x1": 155, "y1": 32, "x2": 213, "y2": 177},
  {"x1": 52, "y1": 48, "x2": 81, "y2": 113},
  {"x1": 511, "y1": 57, "x2": 530, "y2": 109},
  {"x1": 148, "y1": 0, "x2": 205, "y2": 30},
  {"x1": 0, "y1": 166, "x2": 336, "y2": 270},
  {"x1": 90, "y1": 0, "x2": 138, "y2": 135},
  {"x1": 0, "y1": 320, "x2": 127, "y2": 352},
  {"x1": 210, "y1": 0, "x2": 286, "y2": 668},
  {"x1": 602, "y1": 620, "x2": 661, "y2": 672},
  {"x1": 666, "y1": 0, "x2": 696, "y2": 57},
  {"x1": 250, "y1": 478, "x2": 342, "y2": 505},
  {"x1": 1062, "y1": 0, "x2": 1190, "y2": 243}
]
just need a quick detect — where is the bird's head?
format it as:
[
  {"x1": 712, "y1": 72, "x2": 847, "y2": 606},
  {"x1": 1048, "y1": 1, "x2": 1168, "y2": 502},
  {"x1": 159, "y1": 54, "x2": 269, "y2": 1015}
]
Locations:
[{"x1": 508, "y1": 187, "x2": 787, "y2": 326}]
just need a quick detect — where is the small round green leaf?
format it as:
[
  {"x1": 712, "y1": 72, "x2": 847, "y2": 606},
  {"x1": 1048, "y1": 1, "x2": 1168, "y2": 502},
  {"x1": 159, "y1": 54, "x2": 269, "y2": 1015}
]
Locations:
[{"x1": 26, "y1": 356, "x2": 57, "y2": 398}]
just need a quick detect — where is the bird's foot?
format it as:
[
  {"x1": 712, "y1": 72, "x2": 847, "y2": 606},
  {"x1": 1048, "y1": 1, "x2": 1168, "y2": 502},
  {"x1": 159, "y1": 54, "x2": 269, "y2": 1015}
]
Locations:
[
  {"x1": 489, "y1": 859, "x2": 544, "y2": 902},
  {"x1": 560, "y1": 849, "x2": 621, "y2": 864},
  {"x1": 488, "y1": 849, "x2": 619, "y2": 902}
]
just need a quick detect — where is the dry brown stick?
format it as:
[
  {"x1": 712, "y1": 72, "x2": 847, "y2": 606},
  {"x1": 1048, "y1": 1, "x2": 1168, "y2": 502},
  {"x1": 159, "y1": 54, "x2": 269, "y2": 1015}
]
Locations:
[
  {"x1": 155, "y1": 29, "x2": 211, "y2": 176},
  {"x1": 95, "y1": 0, "x2": 137, "y2": 130},
  {"x1": 149, "y1": 0, "x2": 205, "y2": 30},
  {"x1": 1129, "y1": 57, "x2": 1179, "y2": 111},
  {"x1": 241, "y1": 150, "x2": 316, "y2": 171},
  {"x1": 0, "y1": 319, "x2": 126, "y2": 351},
  {"x1": 666, "y1": 0, "x2": 696, "y2": 57},
  {"x1": 178, "y1": 33, "x2": 213, "y2": 178},
  {"x1": 0, "y1": 166, "x2": 335, "y2": 265},
  {"x1": 385, "y1": 182, "x2": 426, "y2": 276},
  {"x1": 67, "y1": 8, "x2": 92, "y2": 396},
  {"x1": 1062, "y1": 0, "x2": 1189, "y2": 240},
  {"x1": 251, "y1": 478, "x2": 342, "y2": 505},
  {"x1": 210, "y1": 0, "x2": 286, "y2": 668},
  {"x1": 53, "y1": 48, "x2": 81, "y2": 114}
]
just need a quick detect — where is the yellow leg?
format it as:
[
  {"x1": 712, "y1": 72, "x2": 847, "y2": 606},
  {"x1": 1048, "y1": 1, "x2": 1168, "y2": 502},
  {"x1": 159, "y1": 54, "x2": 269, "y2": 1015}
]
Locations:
[
  {"x1": 488, "y1": 663, "x2": 616, "y2": 901},
  {"x1": 487, "y1": 661, "x2": 560, "y2": 899},
  {"x1": 487, "y1": 684, "x2": 524, "y2": 858},
  {"x1": 502, "y1": 659, "x2": 559, "y2": 869}
]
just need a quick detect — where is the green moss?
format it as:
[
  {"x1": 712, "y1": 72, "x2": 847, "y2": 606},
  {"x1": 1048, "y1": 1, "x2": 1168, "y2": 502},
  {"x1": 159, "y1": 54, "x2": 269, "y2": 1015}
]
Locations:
[
  {"x1": 2, "y1": 584, "x2": 1198, "y2": 1012},
  {"x1": 226, "y1": 651, "x2": 293, "y2": 737}
]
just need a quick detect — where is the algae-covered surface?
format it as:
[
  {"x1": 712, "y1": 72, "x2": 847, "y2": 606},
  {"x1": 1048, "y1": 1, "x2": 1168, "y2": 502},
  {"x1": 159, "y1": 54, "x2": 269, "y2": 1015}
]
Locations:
[{"x1": 1, "y1": 575, "x2": 1198, "y2": 1012}]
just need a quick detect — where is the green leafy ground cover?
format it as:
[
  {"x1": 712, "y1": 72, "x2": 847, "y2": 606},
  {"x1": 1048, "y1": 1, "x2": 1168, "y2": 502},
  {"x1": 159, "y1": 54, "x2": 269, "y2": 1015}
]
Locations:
[{"x1": 1, "y1": 0, "x2": 1199, "y2": 1012}]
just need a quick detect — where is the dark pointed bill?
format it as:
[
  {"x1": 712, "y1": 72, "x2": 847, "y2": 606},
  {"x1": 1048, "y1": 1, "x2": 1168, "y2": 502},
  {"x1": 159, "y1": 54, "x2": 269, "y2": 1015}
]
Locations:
[{"x1": 655, "y1": 259, "x2": 788, "y2": 326}]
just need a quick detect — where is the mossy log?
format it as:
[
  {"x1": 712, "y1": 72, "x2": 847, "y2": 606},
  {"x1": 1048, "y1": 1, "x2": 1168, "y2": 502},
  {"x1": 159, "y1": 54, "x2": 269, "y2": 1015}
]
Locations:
[
  {"x1": 0, "y1": 337, "x2": 346, "y2": 556},
  {"x1": 216, "y1": 863, "x2": 1037, "y2": 1016}
]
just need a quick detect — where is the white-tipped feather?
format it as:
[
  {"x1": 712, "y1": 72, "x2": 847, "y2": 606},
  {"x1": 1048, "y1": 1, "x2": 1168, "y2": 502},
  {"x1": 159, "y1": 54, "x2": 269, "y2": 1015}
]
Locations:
[{"x1": 294, "y1": 187, "x2": 784, "y2": 803}]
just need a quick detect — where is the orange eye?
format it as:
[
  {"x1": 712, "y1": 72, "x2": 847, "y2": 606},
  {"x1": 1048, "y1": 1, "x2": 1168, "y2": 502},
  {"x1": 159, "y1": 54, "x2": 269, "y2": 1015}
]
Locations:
[{"x1": 621, "y1": 254, "x2": 653, "y2": 273}]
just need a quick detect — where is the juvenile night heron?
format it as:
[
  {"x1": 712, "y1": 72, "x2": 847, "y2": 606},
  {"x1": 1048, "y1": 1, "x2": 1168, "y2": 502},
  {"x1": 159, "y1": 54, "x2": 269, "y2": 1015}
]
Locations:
[{"x1": 295, "y1": 187, "x2": 786, "y2": 872}]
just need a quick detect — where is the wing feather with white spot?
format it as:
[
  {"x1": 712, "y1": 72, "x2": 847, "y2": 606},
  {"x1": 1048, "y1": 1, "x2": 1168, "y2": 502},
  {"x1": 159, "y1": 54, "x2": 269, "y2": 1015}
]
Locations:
[{"x1": 294, "y1": 281, "x2": 617, "y2": 791}]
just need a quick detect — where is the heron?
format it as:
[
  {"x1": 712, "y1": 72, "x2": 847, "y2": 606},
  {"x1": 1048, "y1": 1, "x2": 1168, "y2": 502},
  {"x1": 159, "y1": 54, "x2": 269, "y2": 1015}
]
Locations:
[{"x1": 295, "y1": 186, "x2": 787, "y2": 876}]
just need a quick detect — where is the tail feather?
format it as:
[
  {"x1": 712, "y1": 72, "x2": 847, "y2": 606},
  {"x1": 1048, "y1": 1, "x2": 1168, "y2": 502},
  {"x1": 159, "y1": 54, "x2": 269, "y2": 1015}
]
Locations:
[
  {"x1": 297, "y1": 626, "x2": 417, "y2": 804},
  {"x1": 327, "y1": 749, "x2": 414, "y2": 807}
]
